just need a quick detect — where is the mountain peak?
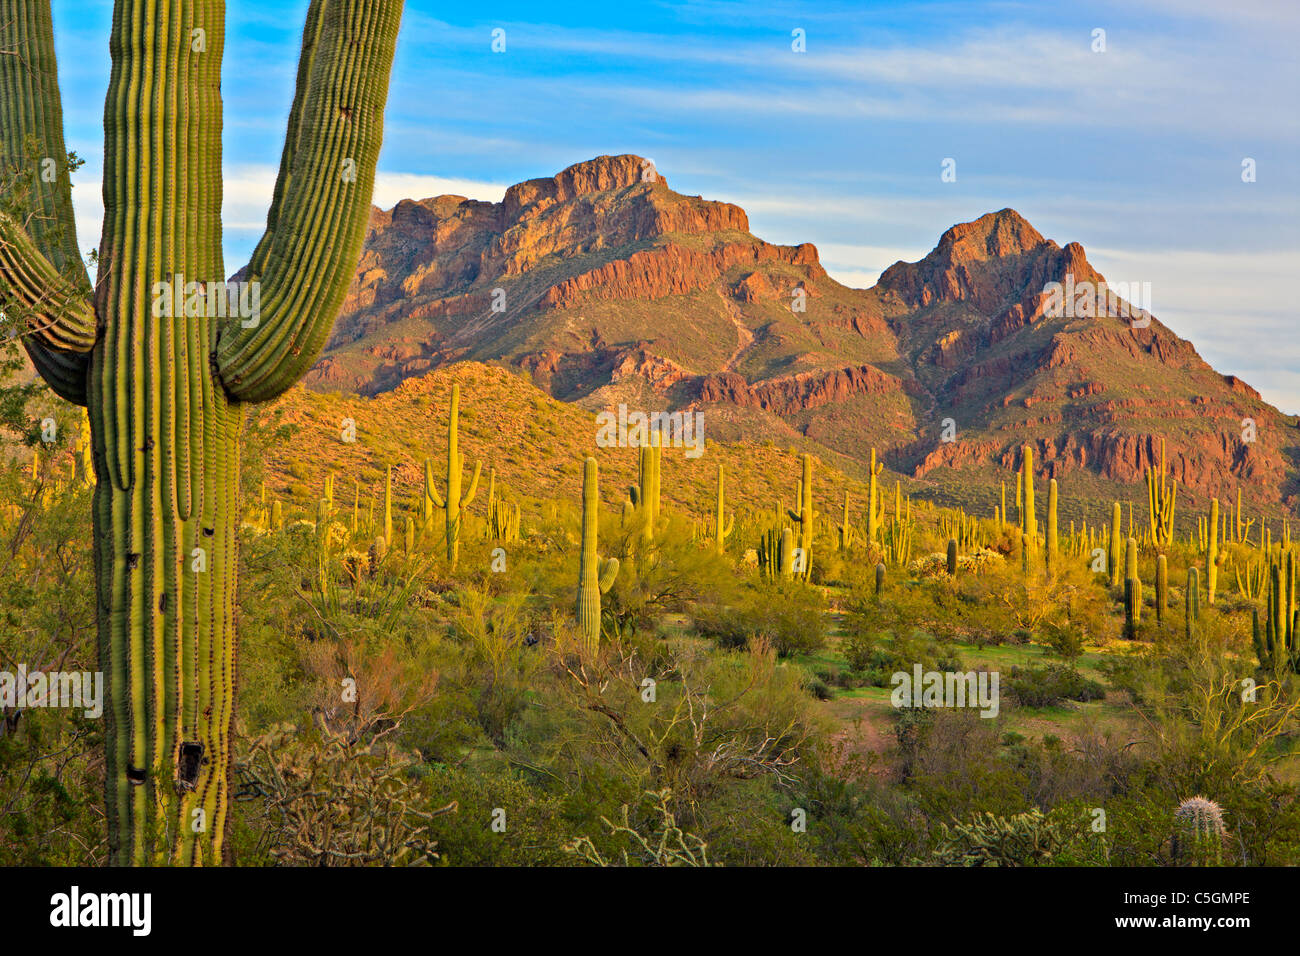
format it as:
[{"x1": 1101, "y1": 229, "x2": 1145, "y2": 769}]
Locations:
[
  {"x1": 503, "y1": 154, "x2": 663, "y2": 218},
  {"x1": 934, "y1": 208, "x2": 1047, "y2": 262},
  {"x1": 876, "y1": 209, "x2": 1085, "y2": 313}
]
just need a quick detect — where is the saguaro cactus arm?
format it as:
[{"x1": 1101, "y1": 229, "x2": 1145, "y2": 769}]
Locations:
[
  {"x1": 215, "y1": 0, "x2": 404, "y2": 402},
  {"x1": 0, "y1": 4, "x2": 96, "y2": 404}
]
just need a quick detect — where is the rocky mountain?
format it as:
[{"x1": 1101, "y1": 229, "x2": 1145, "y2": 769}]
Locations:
[{"x1": 306, "y1": 154, "x2": 1299, "y2": 515}]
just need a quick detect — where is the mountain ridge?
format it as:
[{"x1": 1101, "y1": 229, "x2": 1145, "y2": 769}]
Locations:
[{"x1": 305, "y1": 154, "x2": 1299, "y2": 515}]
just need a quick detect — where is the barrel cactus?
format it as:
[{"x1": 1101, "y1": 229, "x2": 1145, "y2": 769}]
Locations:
[
  {"x1": 0, "y1": 0, "x2": 403, "y2": 864},
  {"x1": 1171, "y1": 796, "x2": 1226, "y2": 866}
]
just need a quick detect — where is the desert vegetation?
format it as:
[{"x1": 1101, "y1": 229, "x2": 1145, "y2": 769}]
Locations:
[{"x1": 4, "y1": 351, "x2": 1300, "y2": 867}]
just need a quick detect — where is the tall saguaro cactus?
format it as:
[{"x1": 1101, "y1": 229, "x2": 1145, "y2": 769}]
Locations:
[
  {"x1": 786, "y1": 453, "x2": 815, "y2": 580},
  {"x1": 714, "y1": 463, "x2": 733, "y2": 555},
  {"x1": 576, "y1": 457, "x2": 619, "y2": 652},
  {"x1": 426, "y1": 383, "x2": 481, "y2": 567},
  {"x1": 1020, "y1": 445, "x2": 1036, "y2": 548},
  {"x1": 0, "y1": 0, "x2": 403, "y2": 865}
]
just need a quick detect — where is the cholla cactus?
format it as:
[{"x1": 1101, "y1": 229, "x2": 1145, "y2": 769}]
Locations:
[
  {"x1": 1171, "y1": 796, "x2": 1226, "y2": 866},
  {"x1": 929, "y1": 809, "x2": 1079, "y2": 867}
]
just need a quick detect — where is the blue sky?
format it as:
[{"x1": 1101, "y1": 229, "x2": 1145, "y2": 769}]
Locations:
[{"x1": 50, "y1": 0, "x2": 1300, "y2": 411}]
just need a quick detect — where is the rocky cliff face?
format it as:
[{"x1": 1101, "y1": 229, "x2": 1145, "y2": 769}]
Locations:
[{"x1": 307, "y1": 155, "x2": 1298, "y2": 513}]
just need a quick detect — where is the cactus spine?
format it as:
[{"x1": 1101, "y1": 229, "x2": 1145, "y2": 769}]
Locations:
[
  {"x1": 0, "y1": 0, "x2": 403, "y2": 864},
  {"x1": 576, "y1": 457, "x2": 620, "y2": 652},
  {"x1": 715, "y1": 464, "x2": 734, "y2": 555},
  {"x1": 426, "y1": 384, "x2": 482, "y2": 567}
]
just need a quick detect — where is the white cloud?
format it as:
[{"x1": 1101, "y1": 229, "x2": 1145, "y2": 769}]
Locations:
[{"x1": 68, "y1": 165, "x2": 509, "y2": 264}]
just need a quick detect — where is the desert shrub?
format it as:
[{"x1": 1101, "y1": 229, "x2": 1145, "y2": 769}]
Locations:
[
  {"x1": 693, "y1": 582, "x2": 826, "y2": 657},
  {"x1": 1004, "y1": 665, "x2": 1106, "y2": 708},
  {"x1": 842, "y1": 627, "x2": 962, "y2": 688}
]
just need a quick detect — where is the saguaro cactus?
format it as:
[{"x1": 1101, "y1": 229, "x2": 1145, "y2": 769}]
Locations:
[
  {"x1": 1109, "y1": 502, "x2": 1123, "y2": 588},
  {"x1": 1124, "y1": 536, "x2": 1141, "y2": 637},
  {"x1": 946, "y1": 538, "x2": 958, "y2": 576},
  {"x1": 628, "y1": 431, "x2": 661, "y2": 543},
  {"x1": 786, "y1": 454, "x2": 815, "y2": 580},
  {"x1": 714, "y1": 464, "x2": 733, "y2": 555},
  {"x1": 1207, "y1": 498, "x2": 1219, "y2": 605},
  {"x1": 837, "y1": 489, "x2": 853, "y2": 550},
  {"x1": 1186, "y1": 566, "x2": 1200, "y2": 642},
  {"x1": 576, "y1": 457, "x2": 619, "y2": 652},
  {"x1": 1020, "y1": 446, "x2": 1036, "y2": 547},
  {"x1": 383, "y1": 465, "x2": 393, "y2": 547},
  {"x1": 1144, "y1": 437, "x2": 1177, "y2": 548},
  {"x1": 867, "y1": 448, "x2": 883, "y2": 544},
  {"x1": 0, "y1": 1, "x2": 402, "y2": 865},
  {"x1": 1155, "y1": 554, "x2": 1168, "y2": 627},
  {"x1": 426, "y1": 384, "x2": 481, "y2": 567},
  {"x1": 1045, "y1": 478, "x2": 1058, "y2": 575}
]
